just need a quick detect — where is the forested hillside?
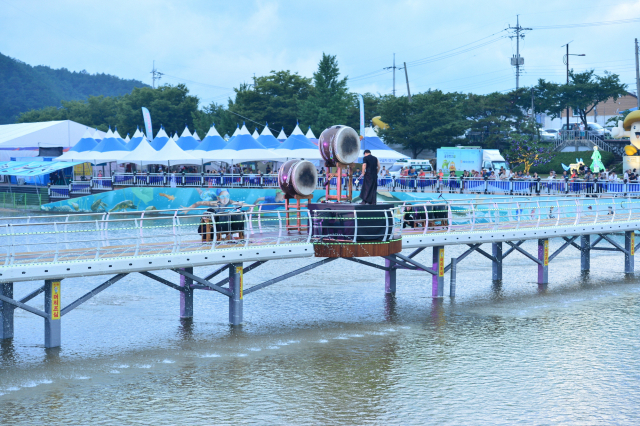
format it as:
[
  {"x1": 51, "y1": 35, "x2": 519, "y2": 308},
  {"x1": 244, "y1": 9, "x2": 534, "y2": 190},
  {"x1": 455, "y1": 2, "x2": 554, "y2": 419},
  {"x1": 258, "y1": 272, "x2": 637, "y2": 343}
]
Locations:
[{"x1": 0, "y1": 52, "x2": 148, "y2": 124}]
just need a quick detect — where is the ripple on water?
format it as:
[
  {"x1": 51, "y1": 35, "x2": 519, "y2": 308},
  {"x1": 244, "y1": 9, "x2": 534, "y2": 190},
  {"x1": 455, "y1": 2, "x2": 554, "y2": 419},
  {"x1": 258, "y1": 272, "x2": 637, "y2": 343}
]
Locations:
[{"x1": 200, "y1": 353, "x2": 220, "y2": 358}]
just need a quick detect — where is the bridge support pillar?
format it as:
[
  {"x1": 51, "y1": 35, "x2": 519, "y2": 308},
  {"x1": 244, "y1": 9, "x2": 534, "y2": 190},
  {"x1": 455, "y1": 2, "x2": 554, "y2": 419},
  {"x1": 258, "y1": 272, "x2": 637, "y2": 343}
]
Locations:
[
  {"x1": 385, "y1": 258, "x2": 396, "y2": 294},
  {"x1": 44, "y1": 280, "x2": 61, "y2": 348},
  {"x1": 180, "y1": 267, "x2": 193, "y2": 318},
  {"x1": 0, "y1": 282, "x2": 13, "y2": 339},
  {"x1": 581, "y1": 235, "x2": 590, "y2": 271},
  {"x1": 538, "y1": 239, "x2": 549, "y2": 285},
  {"x1": 492, "y1": 242, "x2": 503, "y2": 281},
  {"x1": 625, "y1": 231, "x2": 635, "y2": 275},
  {"x1": 229, "y1": 263, "x2": 243, "y2": 325},
  {"x1": 432, "y1": 246, "x2": 444, "y2": 298}
]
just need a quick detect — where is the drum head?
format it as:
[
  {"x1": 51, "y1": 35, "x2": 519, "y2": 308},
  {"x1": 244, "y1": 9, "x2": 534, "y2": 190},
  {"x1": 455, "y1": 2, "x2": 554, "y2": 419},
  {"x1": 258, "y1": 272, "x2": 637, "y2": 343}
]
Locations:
[
  {"x1": 335, "y1": 126, "x2": 360, "y2": 165},
  {"x1": 292, "y1": 160, "x2": 317, "y2": 196}
]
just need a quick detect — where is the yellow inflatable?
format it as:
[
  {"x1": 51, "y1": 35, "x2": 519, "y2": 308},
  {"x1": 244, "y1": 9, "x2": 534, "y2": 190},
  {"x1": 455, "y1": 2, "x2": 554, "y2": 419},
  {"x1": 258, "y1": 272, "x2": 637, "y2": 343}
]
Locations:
[
  {"x1": 612, "y1": 110, "x2": 640, "y2": 155},
  {"x1": 372, "y1": 116, "x2": 389, "y2": 130}
]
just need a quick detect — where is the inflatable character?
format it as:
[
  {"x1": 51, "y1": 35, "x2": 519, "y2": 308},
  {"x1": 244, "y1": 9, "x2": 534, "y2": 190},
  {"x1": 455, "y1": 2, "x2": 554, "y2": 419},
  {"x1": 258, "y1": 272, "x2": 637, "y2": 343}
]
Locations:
[
  {"x1": 448, "y1": 161, "x2": 456, "y2": 172},
  {"x1": 561, "y1": 158, "x2": 585, "y2": 174},
  {"x1": 611, "y1": 110, "x2": 640, "y2": 155},
  {"x1": 590, "y1": 146, "x2": 605, "y2": 173}
]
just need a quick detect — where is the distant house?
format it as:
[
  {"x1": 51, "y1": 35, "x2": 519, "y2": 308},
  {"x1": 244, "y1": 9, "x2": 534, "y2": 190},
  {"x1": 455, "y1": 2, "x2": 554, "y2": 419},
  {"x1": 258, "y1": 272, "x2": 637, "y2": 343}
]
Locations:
[{"x1": 544, "y1": 92, "x2": 638, "y2": 129}]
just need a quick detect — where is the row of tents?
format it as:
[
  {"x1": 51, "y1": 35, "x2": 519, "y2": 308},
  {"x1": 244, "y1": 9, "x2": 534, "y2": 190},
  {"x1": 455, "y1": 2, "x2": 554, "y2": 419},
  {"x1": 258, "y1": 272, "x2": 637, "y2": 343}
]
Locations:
[{"x1": 56, "y1": 123, "x2": 408, "y2": 166}]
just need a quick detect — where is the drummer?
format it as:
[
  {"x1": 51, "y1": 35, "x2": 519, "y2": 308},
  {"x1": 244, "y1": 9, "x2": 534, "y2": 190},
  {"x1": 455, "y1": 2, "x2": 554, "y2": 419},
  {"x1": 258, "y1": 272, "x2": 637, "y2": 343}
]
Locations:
[{"x1": 360, "y1": 149, "x2": 380, "y2": 205}]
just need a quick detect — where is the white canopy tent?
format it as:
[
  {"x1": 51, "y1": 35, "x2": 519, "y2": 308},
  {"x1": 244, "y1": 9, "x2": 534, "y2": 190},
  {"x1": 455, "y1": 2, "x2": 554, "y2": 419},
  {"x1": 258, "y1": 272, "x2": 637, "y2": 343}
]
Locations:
[
  {"x1": 143, "y1": 137, "x2": 200, "y2": 165},
  {"x1": 274, "y1": 124, "x2": 322, "y2": 160},
  {"x1": 119, "y1": 136, "x2": 158, "y2": 164},
  {"x1": 211, "y1": 124, "x2": 282, "y2": 161}
]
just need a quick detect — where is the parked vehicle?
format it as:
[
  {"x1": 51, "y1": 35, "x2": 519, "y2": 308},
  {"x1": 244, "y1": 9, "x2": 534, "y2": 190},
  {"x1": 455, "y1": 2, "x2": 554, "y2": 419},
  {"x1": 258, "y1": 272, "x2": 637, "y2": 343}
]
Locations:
[
  {"x1": 482, "y1": 149, "x2": 510, "y2": 171},
  {"x1": 387, "y1": 159, "x2": 433, "y2": 177},
  {"x1": 540, "y1": 129, "x2": 559, "y2": 142}
]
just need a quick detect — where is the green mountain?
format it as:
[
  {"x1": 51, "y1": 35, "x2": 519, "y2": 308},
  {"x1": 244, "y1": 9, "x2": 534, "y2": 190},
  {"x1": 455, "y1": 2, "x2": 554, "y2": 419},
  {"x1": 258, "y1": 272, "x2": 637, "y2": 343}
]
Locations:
[{"x1": 0, "y1": 52, "x2": 149, "y2": 124}]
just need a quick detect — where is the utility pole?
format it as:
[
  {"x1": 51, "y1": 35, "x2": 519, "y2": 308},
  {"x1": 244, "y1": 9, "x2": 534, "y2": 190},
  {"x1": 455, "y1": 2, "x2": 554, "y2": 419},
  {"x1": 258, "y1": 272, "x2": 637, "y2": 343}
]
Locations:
[
  {"x1": 384, "y1": 53, "x2": 399, "y2": 96},
  {"x1": 403, "y1": 62, "x2": 412, "y2": 102},
  {"x1": 562, "y1": 42, "x2": 586, "y2": 129},
  {"x1": 635, "y1": 38, "x2": 640, "y2": 109},
  {"x1": 531, "y1": 88, "x2": 535, "y2": 125},
  {"x1": 151, "y1": 61, "x2": 164, "y2": 89},
  {"x1": 508, "y1": 15, "x2": 531, "y2": 90}
]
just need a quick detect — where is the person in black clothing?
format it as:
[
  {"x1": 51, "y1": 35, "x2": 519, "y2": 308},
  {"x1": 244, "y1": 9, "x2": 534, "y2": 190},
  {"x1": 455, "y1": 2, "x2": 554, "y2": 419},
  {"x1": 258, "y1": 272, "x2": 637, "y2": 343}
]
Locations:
[{"x1": 360, "y1": 149, "x2": 380, "y2": 204}]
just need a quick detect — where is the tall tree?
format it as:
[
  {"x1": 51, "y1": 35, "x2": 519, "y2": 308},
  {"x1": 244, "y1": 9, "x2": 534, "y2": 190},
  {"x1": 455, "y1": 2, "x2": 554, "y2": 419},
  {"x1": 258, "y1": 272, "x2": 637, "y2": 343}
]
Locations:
[
  {"x1": 534, "y1": 70, "x2": 627, "y2": 127},
  {"x1": 299, "y1": 53, "x2": 351, "y2": 136},
  {"x1": 378, "y1": 90, "x2": 468, "y2": 158},
  {"x1": 228, "y1": 71, "x2": 312, "y2": 135}
]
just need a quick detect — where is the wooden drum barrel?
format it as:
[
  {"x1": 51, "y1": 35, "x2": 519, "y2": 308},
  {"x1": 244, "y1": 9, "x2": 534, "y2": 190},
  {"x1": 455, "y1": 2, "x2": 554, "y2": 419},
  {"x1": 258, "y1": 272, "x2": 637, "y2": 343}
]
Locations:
[
  {"x1": 278, "y1": 159, "x2": 318, "y2": 197},
  {"x1": 318, "y1": 125, "x2": 360, "y2": 167}
]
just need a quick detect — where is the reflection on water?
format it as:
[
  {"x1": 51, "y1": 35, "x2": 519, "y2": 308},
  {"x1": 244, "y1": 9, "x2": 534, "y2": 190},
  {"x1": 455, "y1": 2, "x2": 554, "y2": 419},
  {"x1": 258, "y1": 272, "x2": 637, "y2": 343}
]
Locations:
[{"x1": 1, "y1": 239, "x2": 640, "y2": 424}]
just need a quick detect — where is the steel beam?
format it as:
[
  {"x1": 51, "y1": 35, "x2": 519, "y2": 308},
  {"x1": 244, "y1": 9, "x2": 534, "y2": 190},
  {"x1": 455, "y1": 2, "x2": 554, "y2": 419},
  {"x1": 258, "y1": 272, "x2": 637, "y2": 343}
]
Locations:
[
  {"x1": 44, "y1": 280, "x2": 61, "y2": 348},
  {"x1": 18, "y1": 286, "x2": 45, "y2": 305},
  {"x1": 599, "y1": 234, "x2": 628, "y2": 254},
  {"x1": 502, "y1": 241, "x2": 524, "y2": 259},
  {"x1": 432, "y1": 246, "x2": 445, "y2": 298},
  {"x1": 625, "y1": 230, "x2": 635, "y2": 274},
  {"x1": 173, "y1": 269, "x2": 232, "y2": 297},
  {"x1": 581, "y1": 235, "x2": 590, "y2": 271},
  {"x1": 538, "y1": 239, "x2": 549, "y2": 285},
  {"x1": 407, "y1": 247, "x2": 425, "y2": 259},
  {"x1": 244, "y1": 258, "x2": 337, "y2": 295},
  {"x1": 1, "y1": 283, "x2": 13, "y2": 339},
  {"x1": 140, "y1": 271, "x2": 186, "y2": 293},
  {"x1": 384, "y1": 256, "x2": 419, "y2": 271},
  {"x1": 385, "y1": 258, "x2": 396, "y2": 294},
  {"x1": 563, "y1": 236, "x2": 581, "y2": 251},
  {"x1": 0, "y1": 294, "x2": 47, "y2": 319},
  {"x1": 209, "y1": 261, "x2": 268, "y2": 289},
  {"x1": 180, "y1": 267, "x2": 193, "y2": 318},
  {"x1": 61, "y1": 274, "x2": 127, "y2": 317},
  {"x1": 343, "y1": 257, "x2": 390, "y2": 272},
  {"x1": 228, "y1": 263, "x2": 243, "y2": 325},
  {"x1": 505, "y1": 241, "x2": 543, "y2": 265},
  {"x1": 204, "y1": 264, "x2": 229, "y2": 281},
  {"x1": 549, "y1": 236, "x2": 578, "y2": 262},
  {"x1": 492, "y1": 242, "x2": 502, "y2": 281}
]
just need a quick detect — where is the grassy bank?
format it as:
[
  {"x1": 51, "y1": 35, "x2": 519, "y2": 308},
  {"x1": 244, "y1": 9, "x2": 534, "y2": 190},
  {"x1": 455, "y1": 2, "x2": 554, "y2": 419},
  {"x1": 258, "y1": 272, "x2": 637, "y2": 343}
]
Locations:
[{"x1": 512, "y1": 150, "x2": 615, "y2": 174}]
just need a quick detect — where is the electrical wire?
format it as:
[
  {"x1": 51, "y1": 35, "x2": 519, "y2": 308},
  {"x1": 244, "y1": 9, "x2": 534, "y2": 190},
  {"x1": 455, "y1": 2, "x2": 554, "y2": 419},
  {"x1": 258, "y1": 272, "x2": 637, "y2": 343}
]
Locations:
[{"x1": 531, "y1": 17, "x2": 640, "y2": 30}]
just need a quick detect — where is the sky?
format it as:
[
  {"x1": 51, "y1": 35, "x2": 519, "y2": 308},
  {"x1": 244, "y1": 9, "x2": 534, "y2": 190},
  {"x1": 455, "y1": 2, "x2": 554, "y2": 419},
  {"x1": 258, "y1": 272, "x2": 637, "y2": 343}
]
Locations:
[{"x1": 1, "y1": 0, "x2": 639, "y2": 108}]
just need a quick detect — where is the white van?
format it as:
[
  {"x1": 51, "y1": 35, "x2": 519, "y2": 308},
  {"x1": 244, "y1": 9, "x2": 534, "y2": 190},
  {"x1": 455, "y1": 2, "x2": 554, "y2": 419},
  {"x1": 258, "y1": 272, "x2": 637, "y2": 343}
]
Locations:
[
  {"x1": 386, "y1": 159, "x2": 433, "y2": 177},
  {"x1": 482, "y1": 149, "x2": 509, "y2": 171}
]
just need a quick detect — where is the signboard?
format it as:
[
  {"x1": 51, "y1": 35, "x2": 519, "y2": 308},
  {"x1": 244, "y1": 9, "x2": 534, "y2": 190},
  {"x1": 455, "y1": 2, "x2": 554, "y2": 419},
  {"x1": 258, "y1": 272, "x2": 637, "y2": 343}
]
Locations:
[
  {"x1": 236, "y1": 266, "x2": 243, "y2": 299},
  {"x1": 142, "y1": 107, "x2": 153, "y2": 140},
  {"x1": 0, "y1": 161, "x2": 83, "y2": 176},
  {"x1": 632, "y1": 233, "x2": 635, "y2": 256},
  {"x1": 543, "y1": 240, "x2": 549, "y2": 266},
  {"x1": 73, "y1": 162, "x2": 93, "y2": 176},
  {"x1": 436, "y1": 148, "x2": 482, "y2": 176},
  {"x1": 438, "y1": 248, "x2": 445, "y2": 276},
  {"x1": 51, "y1": 281, "x2": 61, "y2": 320}
]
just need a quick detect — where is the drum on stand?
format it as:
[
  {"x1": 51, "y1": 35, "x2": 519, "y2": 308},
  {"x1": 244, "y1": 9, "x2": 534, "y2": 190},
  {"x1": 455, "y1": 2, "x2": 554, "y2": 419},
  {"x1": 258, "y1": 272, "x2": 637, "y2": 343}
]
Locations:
[
  {"x1": 318, "y1": 125, "x2": 360, "y2": 167},
  {"x1": 278, "y1": 159, "x2": 318, "y2": 197}
]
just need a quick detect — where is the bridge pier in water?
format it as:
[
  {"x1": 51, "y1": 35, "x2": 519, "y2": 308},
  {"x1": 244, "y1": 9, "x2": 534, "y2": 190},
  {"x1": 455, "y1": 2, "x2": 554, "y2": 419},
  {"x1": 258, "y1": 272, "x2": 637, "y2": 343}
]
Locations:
[
  {"x1": 1, "y1": 283, "x2": 13, "y2": 340},
  {"x1": 432, "y1": 246, "x2": 445, "y2": 298},
  {"x1": 625, "y1": 231, "x2": 635, "y2": 274},
  {"x1": 44, "y1": 280, "x2": 61, "y2": 348},
  {"x1": 385, "y1": 258, "x2": 396, "y2": 294},
  {"x1": 228, "y1": 263, "x2": 243, "y2": 326},
  {"x1": 180, "y1": 268, "x2": 194, "y2": 318},
  {"x1": 492, "y1": 243, "x2": 503, "y2": 281},
  {"x1": 581, "y1": 235, "x2": 591, "y2": 272},
  {"x1": 538, "y1": 239, "x2": 549, "y2": 286}
]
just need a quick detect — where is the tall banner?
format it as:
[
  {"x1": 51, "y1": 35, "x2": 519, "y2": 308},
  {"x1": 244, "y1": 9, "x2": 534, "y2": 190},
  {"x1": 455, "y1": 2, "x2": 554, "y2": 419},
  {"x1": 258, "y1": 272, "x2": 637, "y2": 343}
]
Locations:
[
  {"x1": 357, "y1": 94, "x2": 365, "y2": 137},
  {"x1": 141, "y1": 107, "x2": 153, "y2": 140}
]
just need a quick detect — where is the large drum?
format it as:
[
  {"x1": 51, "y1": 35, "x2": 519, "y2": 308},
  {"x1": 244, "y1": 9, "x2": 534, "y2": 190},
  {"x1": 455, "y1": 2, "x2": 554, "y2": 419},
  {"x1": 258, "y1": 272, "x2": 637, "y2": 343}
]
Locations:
[
  {"x1": 278, "y1": 159, "x2": 318, "y2": 197},
  {"x1": 318, "y1": 125, "x2": 360, "y2": 167}
]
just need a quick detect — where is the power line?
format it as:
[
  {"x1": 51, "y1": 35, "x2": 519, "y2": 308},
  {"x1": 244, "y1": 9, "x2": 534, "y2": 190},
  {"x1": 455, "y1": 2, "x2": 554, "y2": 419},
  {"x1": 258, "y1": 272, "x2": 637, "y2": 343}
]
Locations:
[
  {"x1": 531, "y1": 16, "x2": 640, "y2": 30},
  {"x1": 507, "y1": 15, "x2": 531, "y2": 90},
  {"x1": 150, "y1": 61, "x2": 163, "y2": 89}
]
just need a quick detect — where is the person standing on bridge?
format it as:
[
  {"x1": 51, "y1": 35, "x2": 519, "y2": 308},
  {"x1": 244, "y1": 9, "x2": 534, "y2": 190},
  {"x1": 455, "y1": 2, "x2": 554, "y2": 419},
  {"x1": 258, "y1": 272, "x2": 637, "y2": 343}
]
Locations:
[{"x1": 360, "y1": 149, "x2": 380, "y2": 205}]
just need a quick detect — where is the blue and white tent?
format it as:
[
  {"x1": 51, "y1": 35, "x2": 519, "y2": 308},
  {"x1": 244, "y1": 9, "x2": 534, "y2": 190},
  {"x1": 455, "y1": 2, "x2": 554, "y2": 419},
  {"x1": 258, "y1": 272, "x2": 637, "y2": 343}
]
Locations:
[
  {"x1": 193, "y1": 130, "x2": 201, "y2": 141},
  {"x1": 276, "y1": 127, "x2": 287, "y2": 142},
  {"x1": 256, "y1": 123, "x2": 281, "y2": 149},
  {"x1": 89, "y1": 129, "x2": 128, "y2": 161},
  {"x1": 359, "y1": 126, "x2": 408, "y2": 163},
  {"x1": 92, "y1": 129, "x2": 104, "y2": 142},
  {"x1": 274, "y1": 123, "x2": 322, "y2": 159},
  {"x1": 124, "y1": 134, "x2": 131, "y2": 143},
  {"x1": 175, "y1": 126, "x2": 200, "y2": 151},
  {"x1": 226, "y1": 124, "x2": 240, "y2": 145},
  {"x1": 55, "y1": 128, "x2": 98, "y2": 161},
  {"x1": 213, "y1": 124, "x2": 280, "y2": 161},
  {"x1": 193, "y1": 124, "x2": 227, "y2": 153},
  {"x1": 305, "y1": 126, "x2": 318, "y2": 145},
  {"x1": 251, "y1": 129, "x2": 260, "y2": 139},
  {"x1": 125, "y1": 127, "x2": 145, "y2": 151},
  {"x1": 150, "y1": 127, "x2": 171, "y2": 150},
  {"x1": 113, "y1": 128, "x2": 127, "y2": 145}
]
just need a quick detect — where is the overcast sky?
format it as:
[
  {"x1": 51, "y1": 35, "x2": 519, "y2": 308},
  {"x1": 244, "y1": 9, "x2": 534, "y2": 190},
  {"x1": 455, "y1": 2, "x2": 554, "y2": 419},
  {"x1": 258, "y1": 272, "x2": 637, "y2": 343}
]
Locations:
[{"x1": 1, "y1": 0, "x2": 639, "y2": 107}]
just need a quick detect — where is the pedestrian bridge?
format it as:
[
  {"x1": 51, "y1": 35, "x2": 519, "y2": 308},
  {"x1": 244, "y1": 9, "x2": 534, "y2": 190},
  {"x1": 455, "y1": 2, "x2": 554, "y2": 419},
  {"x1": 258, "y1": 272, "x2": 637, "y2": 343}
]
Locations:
[{"x1": 1, "y1": 196, "x2": 639, "y2": 348}]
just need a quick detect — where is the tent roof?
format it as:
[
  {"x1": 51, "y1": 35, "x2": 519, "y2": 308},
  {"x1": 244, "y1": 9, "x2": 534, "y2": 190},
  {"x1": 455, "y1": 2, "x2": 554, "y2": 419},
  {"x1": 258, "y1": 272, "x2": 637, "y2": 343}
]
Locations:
[
  {"x1": 125, "y1": 135, "x2": 146, "y2": 151},
  {"x1": 277, "y1": 127, "x2": 287, "y2": 140},
  {"x1": 305, "y1": 126, "x2": 316, "y2": 139},
  {"x1": 252, "y1": 129, "x2": 260, "y2": 138},
  {"x1": 92, "y1": 129, "x2": 103, "y2": 141},
  {"x1": 256, "y1": 124, "x2": 280, "y2": 148},
  {"x1": 195, "y1": 125, "x2": 226, "y2": 151},
  {"x1": 193, "y1": 130, "x2": 201, "y2": 141},
  {"x1": 224, "y1": 124, "x2": 267, "y2": 151},
  {"x1": 69, "y1": 129, "x2": 98, "y2": 152},
  {"x1": 124, "y1": 134, "x2": 131, "y2": 142},
  {"x1": 120, "y1": 137, "x2": 159, "y2": 163},
  {"x1": 151, "y1": 127, "x2": 170, "y2": 150},
  {"x1": 0, "y1": 121, "x2": 106, "y2": 149},
  {"x1": 144, "y1": 137, "x2": 200, "y2": 165},
  {"x1": 278, "y1": 128, "x2": 317, "y2": 151},
  {"x1": 91, "y1": 136, "x2": 127, "y2": 153},
  {"x1": 364, "y1": 126, "x2": 378, "y2": 137},
  {"x1": 231, "y1": 125, "x2": 240, "y2": 137},
  {"x1": 132, "y1": 127, "x2": 142, "y2": 138},
  {"x1": 176, "y1": 134, "x2": 200, "y2": 151}
]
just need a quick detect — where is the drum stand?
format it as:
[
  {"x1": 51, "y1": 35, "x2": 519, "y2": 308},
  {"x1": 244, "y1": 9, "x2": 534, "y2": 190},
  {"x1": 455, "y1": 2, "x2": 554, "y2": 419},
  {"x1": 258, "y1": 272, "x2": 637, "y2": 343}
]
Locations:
[
  {"x1": 325, "y1": 163, "x2": 352, "y2": 203},
  {"x1": 284, "y1": 194, "x2": 312, "y2": 233}
]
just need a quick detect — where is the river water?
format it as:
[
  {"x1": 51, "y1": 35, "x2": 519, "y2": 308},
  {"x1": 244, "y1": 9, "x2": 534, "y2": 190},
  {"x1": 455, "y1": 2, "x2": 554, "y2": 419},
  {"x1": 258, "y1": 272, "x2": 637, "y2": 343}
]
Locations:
[{"x1": 1, "y1": 238, "x2": 639, "y2": 425}]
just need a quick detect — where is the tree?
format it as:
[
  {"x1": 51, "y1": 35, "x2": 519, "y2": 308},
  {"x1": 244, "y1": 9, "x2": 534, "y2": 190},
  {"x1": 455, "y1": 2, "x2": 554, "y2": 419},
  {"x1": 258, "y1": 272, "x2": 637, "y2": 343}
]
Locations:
[
  {"x1": 378, "y1": 90, "x2": 468, "y2": 158},
  {"x1": 228, "y1": 71, "x2": 312, "y2": 135},
  {"x1": 18, "y1": 84, "x2": 200, "y2": 138},
  {"x1": 505, "y1": 134, "x2": 554, "y2": 174},
  {"x1": 299, "y1": 53, "x2": 351, "y2": 136},
  {"x1": 192, "y1": 102, "x2": 237, "y2": 138},
  {"x1": 463, "y1": 90, "x2": 529, "y2": 149},
  {"x1": 534, "y1": 70, "x2": 627, "y2": 127}
]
